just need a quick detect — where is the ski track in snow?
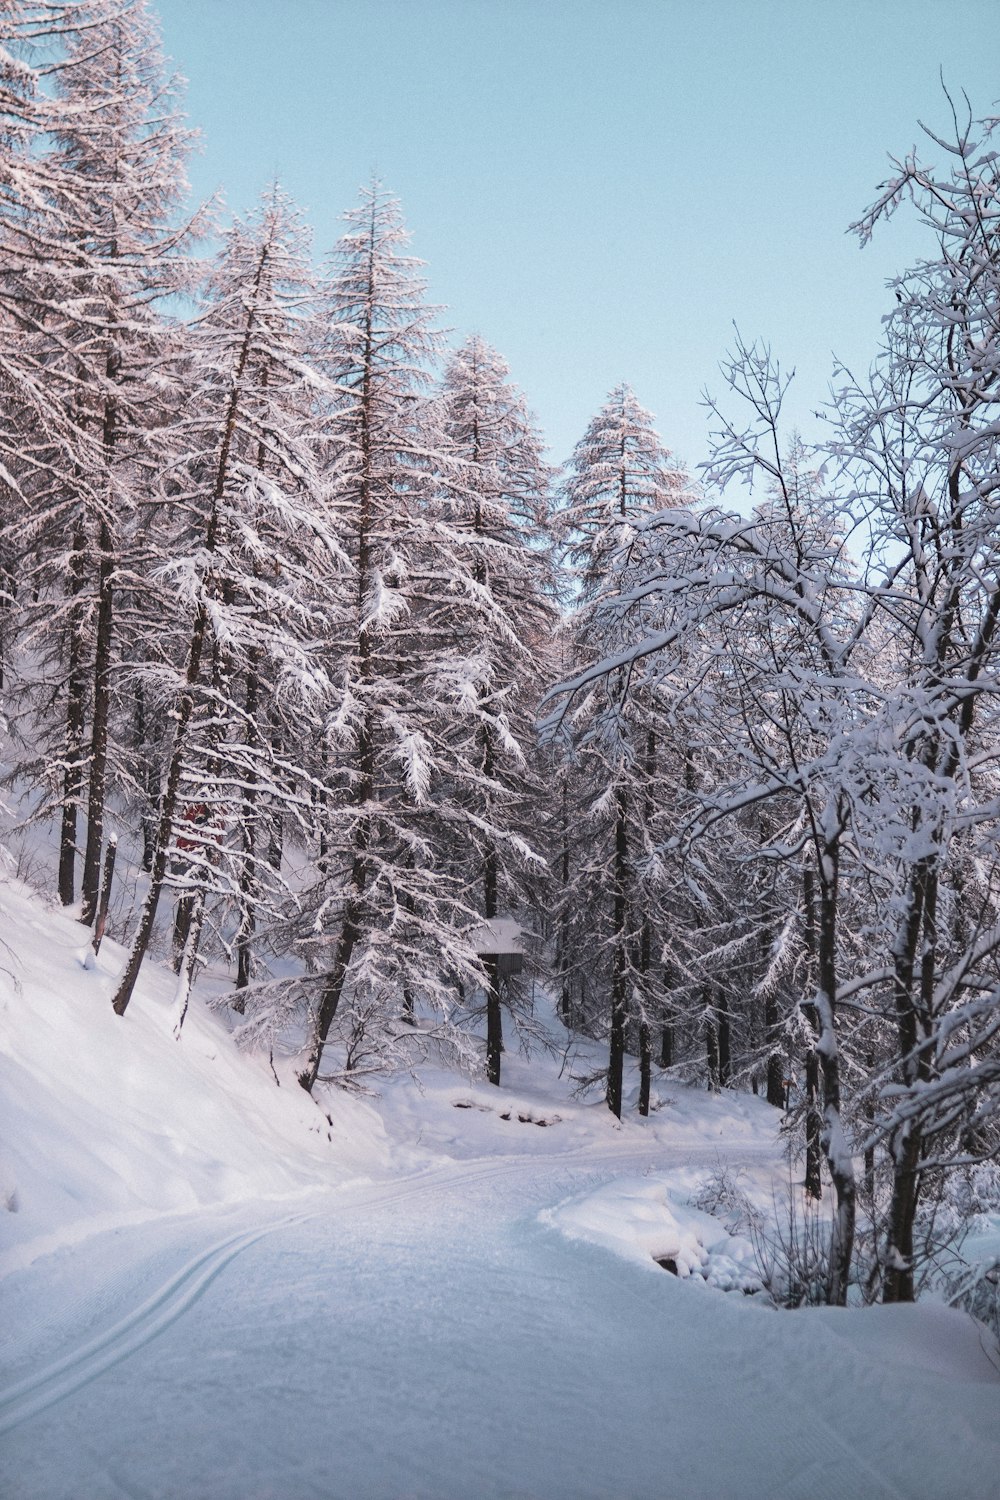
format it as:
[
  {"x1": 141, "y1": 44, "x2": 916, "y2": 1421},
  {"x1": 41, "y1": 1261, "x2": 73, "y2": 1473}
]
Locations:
[
  {"x1": 0, "y1": 1137, "x2": 759, "y2": 1439},
  {"x1": 0, "y1": 1213, "x2": 314, "y2": 1436},
  {"x1": 3, "y1": 1136, "x2": 999, "y2": 1500}
]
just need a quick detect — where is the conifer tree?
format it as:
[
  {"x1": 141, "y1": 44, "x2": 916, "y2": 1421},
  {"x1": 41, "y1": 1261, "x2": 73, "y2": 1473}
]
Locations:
[
  {"x1": 2, "y1": 0, "x2": 201, "y2": 917},
  {"x1": 110, "y1": 187, "x2": 344, "y2": 1017},
  {"x1": 434, "y1": 334, "x2": 556, "y2": 1082},
  {"x1": 296, "y1": 184, "x2": 477, "y2": 1092},
  {"x1": 554, "y1": 384, "x2": 691, "y2": 1116}
]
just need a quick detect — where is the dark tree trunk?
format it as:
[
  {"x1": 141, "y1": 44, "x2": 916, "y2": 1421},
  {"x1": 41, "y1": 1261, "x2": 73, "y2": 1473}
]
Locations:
[
  {"x1": 862, "y1": 1043, "x2": 876, "y2": 1200},
  {"x1": 557, "y1": 778, "x2": 572, "y2": 1025},
  {"x1": 481, "y1": 711, "x2": 503, "y2": 1085},
  {"x1": 717, "y1": 987, "x2": 731, "y2": 1086},
  {"x1": 812, "y1": 840, "x2": 855, "y2": 1306},
  {"x1": 173, "y1": 887, "x2": 205, "y2": 1038},
  {"x1": 638, "y1": 1020, "x2": 651, "y2": 1117},
  {"x1": 91, "y1": 834, "x2": 117, "y2": 956},
  {"x1": 606, "y1": 784, "x2": 628, "y2": 1119},
  {"x1": 883, "y1": 1122, "x2": 923, "y2": 1303},
  {"x1": 111, "y1": 246, "x2": 270, "y2": 1019},
  {"x1": 134, "y1": 679, "x2": 158, "y2": 873},
  {"x1": 234, "y1": 655, "x2": 260, "y2": 1003},
  {"x1": 485, "y1": 956, "x2": 503, "y2": 1086},
  {"x1": 297, "y1": 870, "x2": 363, "y2": 1092},
  {"x1": 80, "y1": 518, "x2": 114, "y2": 926},
  {"x1": 883, "y1": 860, "x2": 936, "y2": 1303},
  {"x1": 58, "y1": 521, "x2": 87, "y2": 907},
  {"x1": 111, "y1": 646, "x2": 202, "y2": 1015},
  {"x1": 637, "y1": 906, "x2": 653, "y2": 1116},
  {"x1": 804, "y1": 1047, "x2": 823, "y2": 1200},
  {"x1": 173, "y1": 891, "x2": 194, "y2": 973},
  {"x1": 765, "y1": 981, "x2": 785, "y2": 1108},
  {"x1": 756, "y1": 848, "x2": 784, "y2": 1108},
  {"x1": 801, "y1": 865, "x2": 823, "y2": 1200},
  {"x1": 301, "y1": 248, "x2": 379, "y2": 1094},
  {"x1": 705, "y1": 1007, "x2": 720, "y2": 1093},
  {"x1": 659, "y1": 1018, "x2": 673, "y2": 1069},
  {"x1": 659, "y1": 976, "x2": 674, "y2": 1068},
  {"x1": 0, "y1": 554, "x2": 14, "y2": 692}
]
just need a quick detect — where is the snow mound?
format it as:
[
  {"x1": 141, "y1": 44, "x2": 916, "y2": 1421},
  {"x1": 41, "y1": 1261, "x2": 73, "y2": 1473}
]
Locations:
[
  {"x1": 541, "y1": 1174, "x2": 763, "y2": 1292},
  {"x1": 0, "y1": 877, "x2": 387, "y2": 1272}
]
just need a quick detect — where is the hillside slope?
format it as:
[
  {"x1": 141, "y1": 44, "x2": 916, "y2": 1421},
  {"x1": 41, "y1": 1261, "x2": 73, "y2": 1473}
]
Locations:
[{"x1": 0, "y1": 876, "x2": 387, "y2": 1274}]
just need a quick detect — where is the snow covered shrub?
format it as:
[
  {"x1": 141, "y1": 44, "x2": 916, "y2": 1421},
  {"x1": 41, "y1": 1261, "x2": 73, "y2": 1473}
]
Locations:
[
  {"x1": 691, "y1": 1164, "x2": 763, "y2": 1242},
  {"x1": 922, "y1": 1163, "x2": 1000, "y2": 1339},
  {"x1": 749, "y1": 1177, "x2": 835, "y2": 1308}
]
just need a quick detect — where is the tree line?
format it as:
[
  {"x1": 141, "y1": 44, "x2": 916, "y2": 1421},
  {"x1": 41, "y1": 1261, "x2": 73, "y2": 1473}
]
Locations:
[{"x1": 3, "y1": 2, "x2": 999, "y2": 1308}]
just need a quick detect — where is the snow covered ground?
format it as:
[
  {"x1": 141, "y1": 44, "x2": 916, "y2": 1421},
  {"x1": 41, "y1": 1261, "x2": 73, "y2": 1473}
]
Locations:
[{"x1": 1, "y1": 876, "x2": 998, "y2": 1499}]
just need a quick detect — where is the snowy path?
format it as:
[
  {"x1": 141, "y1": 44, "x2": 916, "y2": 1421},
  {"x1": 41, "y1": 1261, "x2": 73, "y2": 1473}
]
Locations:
[{"x1": 2, "y1": 1139, "x2": 998, "y2": 1500}]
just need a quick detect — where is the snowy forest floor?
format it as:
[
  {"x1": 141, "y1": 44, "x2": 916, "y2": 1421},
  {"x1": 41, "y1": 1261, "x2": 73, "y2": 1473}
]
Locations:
[{"x1": 1, "y1": 875, "x2": 999, "y2": 1500}]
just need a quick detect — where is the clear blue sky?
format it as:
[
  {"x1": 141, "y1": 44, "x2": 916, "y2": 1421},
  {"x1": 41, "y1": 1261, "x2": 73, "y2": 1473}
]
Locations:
[{"x1": 154, "y1": 0, "x2": 999, "y2": 479}]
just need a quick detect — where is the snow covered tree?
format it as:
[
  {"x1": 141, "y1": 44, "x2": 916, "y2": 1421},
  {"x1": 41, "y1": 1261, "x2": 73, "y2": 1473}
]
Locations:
[
  {"x1": 433, "y1": 334, "x2": 556, "y2": 1082},
  {"x1": 545, "y1": 351, "x2": 868, "y2": 1295},
  {"x1": 1, "y1": 0, "x2": 201, "y2": 920},
  {"x1": 295, "y1": 184, "x2": 479, "y2": 1093},
  {"x1": 110, "y1": 187, "x2": 344, "y2": 1018},
  {"x1": 553, "y1": 384, "x2": 692, "y2": 1118},
  {"x1": 544, "y1": 106, "x2": 1000, "y2": 1305},
  {"x1": 834, "y1": 100, "x2": 1000, "y2": 1301}
]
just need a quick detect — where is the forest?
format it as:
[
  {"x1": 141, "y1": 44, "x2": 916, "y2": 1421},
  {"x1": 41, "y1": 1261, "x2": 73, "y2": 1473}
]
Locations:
[{"x1": 3, "y1": 0, "x2": 1000, "y2": 1322}]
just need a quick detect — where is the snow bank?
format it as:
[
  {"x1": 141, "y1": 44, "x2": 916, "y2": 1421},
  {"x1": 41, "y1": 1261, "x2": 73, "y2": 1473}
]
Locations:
[
  {"x1": 541, "y1": 1173, "x2": 762, "y2": 1291},
  {"x1": 0, "y1": 878, "x2": 386, "y2": 1272}
]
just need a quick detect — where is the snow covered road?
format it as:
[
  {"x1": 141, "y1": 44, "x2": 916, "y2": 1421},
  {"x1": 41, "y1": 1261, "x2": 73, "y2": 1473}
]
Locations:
[
  {"x1": 3, "y1": 1144, "x2": 998, "y2": 1500},
  {"x1": 1, "y1": 883, "x2": 996, "y2": 1498}
]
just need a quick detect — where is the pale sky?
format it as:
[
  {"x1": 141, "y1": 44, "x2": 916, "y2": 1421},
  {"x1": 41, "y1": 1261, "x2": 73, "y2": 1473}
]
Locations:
[{"x1": 153, "y1": 0, "x2": 1000, "y2": 479}]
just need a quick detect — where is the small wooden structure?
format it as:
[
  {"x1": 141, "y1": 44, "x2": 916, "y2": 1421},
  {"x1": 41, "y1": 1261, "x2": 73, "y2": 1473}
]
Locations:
[{"x1": 467, "y1": 916, "x2": 525, "y2": 979}]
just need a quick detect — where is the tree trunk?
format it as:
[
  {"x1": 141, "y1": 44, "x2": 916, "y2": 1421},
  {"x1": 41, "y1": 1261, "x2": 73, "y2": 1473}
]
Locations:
[
  {"x1": 172, "y1": 887, "x2": 205, "y2": 1039},
  {"x1": 91, "y1": 834, "x2": 117, "y2": 956},
  {"x1": 764, "y1": 955, "x2": 785, "y2": 1107},
  {"x1": 234, "y1": 656, "x2": 260, "y2": 1003},
  {"x1": 111, "y1": 657, "x2": 201, "y2": 1016},
  {"x1": 299, "y1": 253, "x2": 378, "y2": 1095},
  {"x1": 58, "y1": 521, "x2": 87, "y2": 906},
  {"x1": 659, "y1": 978, "x2": 673, "y2": 1068},
  {"x1": 717, "y1": 987, "x2": 731, "y2": 1086},
  {"x1": 606, "y1": 783, "x2": 628, "y2": 1118},
  {"x1": 638, "y1": 1020, "x2": 651, "y2": 1117},
  {"x1": 766, "y1": 1015, "x2": 786, "y2": 1106},
  {"x1": 801, "y1": 865, "x2": 823, "y2": 1198},
  {"x1": 705, "y1": 1002, "x2": 720, "y2": 1093},
  {"x1": 297, "y1": 869, "x2": 364, "y2": 1092},
  {"x1": 804, "y1": 1047, "x2": 822, "y2": 1200},
  {"x1": 481, "y1": 715, "x2": 503, "y2": 1085},
  {"x1": 557, "y1": 777, "x2": 572, "y2": 1025},
  {"x1": 80, "y1": 518, "x2": 114, "y2": 925},
  {"x1": 883, "y1": 860, "x2": 936, "y2": 1302},
  {"x1": 134, "y1": 678, "x2": 158, "y2": 873},
  {"x1": 111, "y1": 249, "x2": 267, "y2": 1018},
  {"x1": 813, "y1": 836, "x2": 855, "y2": 1306}
]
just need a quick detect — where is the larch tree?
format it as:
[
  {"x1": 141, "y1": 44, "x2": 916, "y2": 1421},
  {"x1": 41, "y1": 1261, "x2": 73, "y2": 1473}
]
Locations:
[
  {"x1": 553, "y1": 384, "x2": 692, "y2": 1118},
  {"x1": 110, "y1": 187, "x2": 345, "y2": 1019},
  {"x1": 296, "y1": 183, "x2": 478, "y2": 1094},
  {"x1": 2, "y1": 0, "x2": 201, "y2": 919},
  {"x1": 434, "y1": 333, "x2": 556, "y2": 1083}
]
